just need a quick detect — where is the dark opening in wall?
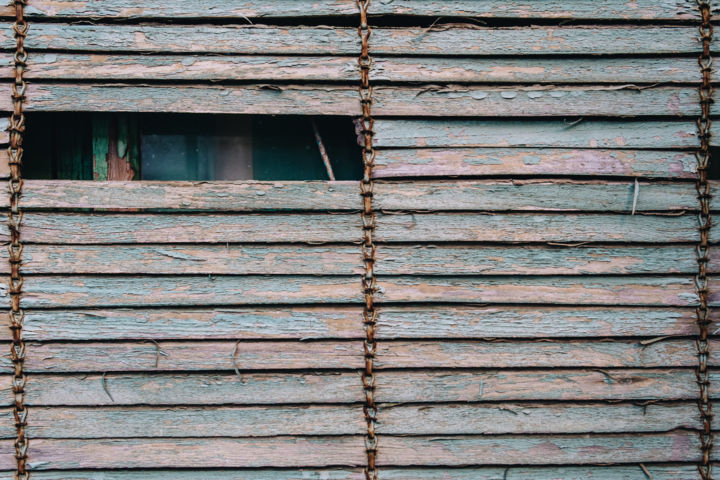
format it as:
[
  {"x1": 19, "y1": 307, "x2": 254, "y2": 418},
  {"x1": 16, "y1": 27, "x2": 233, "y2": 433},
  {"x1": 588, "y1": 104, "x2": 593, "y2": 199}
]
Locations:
[
  {"x1": 23, "y1": 113, "x2": 362, "y2": 181},
  {"x1": 708, "y1": 147, "x2": 720, "y2": 180}
]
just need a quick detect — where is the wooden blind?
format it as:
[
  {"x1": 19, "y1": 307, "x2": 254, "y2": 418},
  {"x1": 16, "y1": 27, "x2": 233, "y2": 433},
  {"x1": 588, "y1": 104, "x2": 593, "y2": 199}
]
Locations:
[{"x1": 0, "y1": 1, "x2": 717, "y2": 478}]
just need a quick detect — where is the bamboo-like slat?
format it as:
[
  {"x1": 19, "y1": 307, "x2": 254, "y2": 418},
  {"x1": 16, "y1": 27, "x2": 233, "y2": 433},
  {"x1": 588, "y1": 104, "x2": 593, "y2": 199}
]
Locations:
[
  {"x1": 16, "y1": 213, "x2": 707, "y2": 244},
  {"x1": 0, "y1": 403, "x2": 704, "y2": 438},
  {"x1": 7, "y1": 55, "x2": 700, "y2": 84},
  {"x1": 0, "y1": 433, "x2": 708, "y2": 469},
  {"x1": 1, "y1": 245, "x2": 713, "y2": 275},
  {"x1": 373, "y1": 120, "x2": 701, "y2": 148},
  {"x1": 8, "y1": 306, "x2": 712, "y2": 341},
  {"x1": 0, "y1": 466, "x2": 705, "y2": 480},
  {"x1": 2, "y1": 25, "x2": 713, "y2": 55},
  {"x1": 0, "y1": 0, "x2": 702, "y2": 20},
  {"x1": 374, "y1": 149, "x2": 699, "y2": 179},
  {"x1": 10, "y1": 275, "x2": 699, "y2": 307},
  {"x1": 1, "y1": 369, "x2": 704, "y2": 406},
  {"x1": 6, "y1": 84, "x2": 700, "y2": 117},
  {"x1": 1, "y1": 339, "x2": 712, "y2": 372},
  {"x1": 14, "y1": 180, "x2": 702, "y2": 212}
]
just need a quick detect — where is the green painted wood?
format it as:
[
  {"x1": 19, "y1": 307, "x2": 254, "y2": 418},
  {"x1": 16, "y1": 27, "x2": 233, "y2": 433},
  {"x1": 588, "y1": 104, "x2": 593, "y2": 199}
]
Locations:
[
  {"x1": 16, "y1": 180, "x2": 702, "y2": 212},
  {"x1": 91, "y1": 113, "x2": 109, "y2": 181},
  {"x1": 0, "y1": 402, "x2": 702, "y2": 438},
  {"x1": 1, "y1": 466, "x2": 704, "y2": 480},
  {"x1": 16, "y1": 213, "x2": 705, "y2": 244},
  {"x1": 374, "y1": 148, "x2": 700, "y2": 179},
  {"x1": 11, "y1": 306, "x2": 710, "y2": 341},
  {"x1": 16, "y1": 54, "x2": 701, "y2": 84},
  {"x1": 0, "y1": 433, "x2": 706, "y2": 469},
  {"x1": 373, "y1": 120, "x2": 700, "y2": 148},
  {"x1": 2, "y1": 0, "x2": 702, "y2": 20},
  {"x1": 1, "y1": 369, "x2": 703, "y2": 406},
  {"x1": 15, "y1": 84, "x2": 700, "y2": 117},
  {"x1": 3, "y1": 339, "x2": 709, "y2": 372},
  {"x1": 9, "y1": 275, "x2": 698, "y2": 307},
  {"x1": 3, "y1": 24, "x2": 712, "y2": 55},
  {"x1": 4, "y1": 244, "x2": 711, "y2": 275}
]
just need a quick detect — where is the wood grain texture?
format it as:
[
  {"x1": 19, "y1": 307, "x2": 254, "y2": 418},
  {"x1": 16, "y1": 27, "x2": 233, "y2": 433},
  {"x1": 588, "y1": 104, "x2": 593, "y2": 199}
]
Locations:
[
  {"x1": 3, "y1": 244, "x2": 711, "y2": 275},
  {"x1": 16, "y1": 180, "x2": 701, "y2": 212},
  {"x1": 0, "y1": 466, "x2": 705, "y2": 480},
  {"x1": 2, "y1": 339, "x2": 710, "y2": 372},
  {"x1": 12, "y1": 54, "x2": 700, "y2": 84},
  {"x1": 1, "y1": 369, "x2": 705, "y2": 406},
  {"x1": 0, "y1": 433, "x2": 707, "y2": 469},
  {"x1": 0, "y1": 402, "x2": 702, "y2": 438},
  {"x1": 0, "y1": 0, "x2": 702, "y2": 20},
  {"x1": 17, "y1": 212, "x2": 706, "y2": 244},
  {"x1": 375, "y1": 433, "x2": 708, "y2": 466},
  {"x1": 374, "y1": 149, "x2": 699, "y2": 179},
  {"x1": 3, "y1": 24, "x2": 712, "y2": 55},
  {"x1": 11, "y1": 83, "x2": 700, "y2": 117},
  {"x1": 11, "y1": 275, "x2": 698, "y2": 307},
  {"x1": 373, "y1": 120, "x2": 700, "y2": 148},
  {"x1": 13, "y1": 306, "x2": 713, "y2": 341},
  {"x1": 14, "y1": 437, "x2": 367, "y2": 469}
]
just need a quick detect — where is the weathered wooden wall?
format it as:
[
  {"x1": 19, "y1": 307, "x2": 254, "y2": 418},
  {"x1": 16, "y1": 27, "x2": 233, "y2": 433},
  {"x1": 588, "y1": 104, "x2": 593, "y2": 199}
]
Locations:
[{"x1": 0, "y1": 0, "x2": 716, "y2": 478}]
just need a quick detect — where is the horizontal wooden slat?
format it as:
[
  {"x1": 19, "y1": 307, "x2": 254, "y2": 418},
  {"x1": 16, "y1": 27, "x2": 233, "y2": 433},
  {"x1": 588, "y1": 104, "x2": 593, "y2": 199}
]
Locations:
[
  {"x1": 14, "y1": 306, "x2": 714, "y2": 341},
  {"x1": 16, "y1": 180, "x2": 700, "y2": 212},
  {"x1": 5, "y1": 245, "x2": 713, "y2": 275},
  {"x1": 11, "y1": 84, "x2": 700, "y2": 117},
  {"x1": 12, "y1": 275, "x2": 698, "y2": 307},
  {"x1": 374, "y1": 149, "x2": 699, "y2": 179},
  {"x1": 3, "y1": 339, "x2": 710, "y2": 372},
  {"x1": 3, "y1": 369, "x2": 704, "y2": 406},
  {"x1": 2, "y1": 466, "x2": 704, "y2": 480},
  {"x1": 376, "y1": 433, "x2": 707, "y2": 466},
  {"x1": 8, "y1": 437, "x2": 367, "y2": 469},
  {"x1": 4, "y1": 25, "x2": 711, "y2": 55},
  {"x1": 1, "y1": 1, "x2": 702, "y2": 20},
  {"x1": 11, "y1": 55, "x2": 701, "y2": 84},
  {"x1": 0, "y1": 433, "x2": 706, "y2": 469},
  {"x1": 17, "y1": 213, "x2": 705, "y2": 244},
  {"x1": 374, "y1": 120, "x2": 700, "y2": 149},
  {"x1": 0, "y1": 402, "x2": 702, "y2": 438}
]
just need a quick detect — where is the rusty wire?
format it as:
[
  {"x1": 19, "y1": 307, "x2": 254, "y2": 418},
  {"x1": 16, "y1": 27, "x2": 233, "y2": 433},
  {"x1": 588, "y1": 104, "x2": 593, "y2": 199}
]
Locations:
[
  {"x1": 695, "y1": 1, "x2": 714, "y2": 479},
  {"x1": 356, "y1": 1, "x2": 378, "y2": 479},
  {"x1": 8, "y1": 1, "x2": 28, "y2": 479}
]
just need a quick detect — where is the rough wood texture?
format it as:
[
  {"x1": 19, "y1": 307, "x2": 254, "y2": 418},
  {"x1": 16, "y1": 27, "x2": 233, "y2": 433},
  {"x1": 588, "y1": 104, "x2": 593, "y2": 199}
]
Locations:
[
  {"x1": 374, "y1": 433, "x2": 708, "y2": 466},
  {"x1": 3, "y1": 25, "x2": 712, "y2": 55},
  {"x1": 1, "y1": 369, "x2": 703, "y2": 406},
  {"x1": 92, "y1": 114, "x2": 139, "y2": 181},
  {"x1": 11, "y1": 84, "x2": 700, "y2": 117},
  {"x1": 373, "y1": 120, "x2": 700, "y2": 148},
  {"x1": 0, "y1": 433, "x2": 707, "y2": 469},
  {"x1": 0, "y1": 1, "x2": 702, "y2": 20},
  {"x1": 12, "y1": 306, "x2": 713, "y2": 341},
  {"x1": 0, "y1": 402, "x2": 702, "y2": 438},
  {"x1": 11, "y1": 54, "x2": 700, "y2": 84},
  {"x1": 2, "y1": 245, "x2": 712, "y2": 275},
  {"x1": 2, "y1": 339, "x2": 710, "y2": 372},
  {"x1": 10, "y1": 275, "x2": 698, "y2": 307},
  {"x1": 0, "y1": 466, "x2": 705, "y2": 480},
  {"x1": 374, "y1": 149, "x2": 699, "y2": 179},
  {"x1": 15, "y1": 180, "x2": 701, "y2": 212},
  {"x1": 17, "y1": 213, "x2": 707, "y2": 244}
]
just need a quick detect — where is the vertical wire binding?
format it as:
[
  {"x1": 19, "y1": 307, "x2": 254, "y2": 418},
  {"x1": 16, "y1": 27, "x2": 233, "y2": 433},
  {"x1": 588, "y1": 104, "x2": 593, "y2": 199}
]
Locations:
[
  {"x1": 356, "y1": 1, "x2": 378, "y2": 479},
  {"x1": 8, "y1": 1, "x2": 28, "y2": 478},
  {"x1": 696, "y1": 2, "x2": 714, "y2": 479}
]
